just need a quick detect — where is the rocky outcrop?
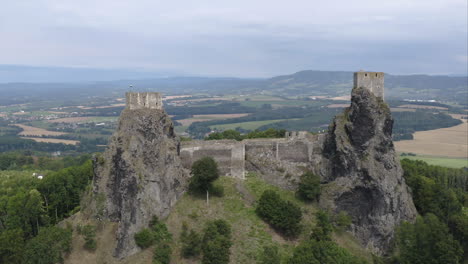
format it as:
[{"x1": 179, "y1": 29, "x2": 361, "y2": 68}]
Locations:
[
  {"x1": 89, "y1": 107, "x2": 189, "y2": 259},
  {"x1": 320, "y1": 87, "x2": 417, "y2": 255}
]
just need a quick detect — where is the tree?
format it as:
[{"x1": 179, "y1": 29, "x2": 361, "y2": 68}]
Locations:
[
  {"x1": 297, "y1": 171, "x2": 321, "y2": 201},
  {"x1": 22, "y1": 226, "x2": 72, "y2": 264},
  {"x1": 189, "y1": 157, "x2": 220, "y2": 204},
  {"x1": 181, "y1": 229, "x2": 202, "y2": 258},
  {"x1": 397, "y1": 214, "x2": 463, "y2": 264}
]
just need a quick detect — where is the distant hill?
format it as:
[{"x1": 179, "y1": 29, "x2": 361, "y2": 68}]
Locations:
[{"x1": 0, "y1": 67, "x2": 466, "y2": 105}]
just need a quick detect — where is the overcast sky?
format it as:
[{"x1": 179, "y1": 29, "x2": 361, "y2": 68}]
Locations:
[{"x1": 1, "y1": 0, "x2": 467, "y2": 77}]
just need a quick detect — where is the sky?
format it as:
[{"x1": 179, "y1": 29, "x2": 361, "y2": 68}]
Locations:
[{"x1": 0, "y1": 0, "x2": 467, "y2": 77}]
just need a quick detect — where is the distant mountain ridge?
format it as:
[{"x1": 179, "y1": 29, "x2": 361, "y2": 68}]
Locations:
[{"x1": 0, "y1": 66, "x2": 466, "y2": 105}]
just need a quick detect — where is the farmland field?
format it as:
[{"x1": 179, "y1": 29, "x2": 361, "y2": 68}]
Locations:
[
  {"x1": 13, "y1": 124, "x2": 68, "y2": 137},
  {"x1": 21, "y1": 137, "x2": 79, "y2": 145},
  {"x1": 48, "y1": 117, "x2": 92, "y2": 123},
  {"x1": 177, "y1": 113, "x2": 250, "y2": 126},
  {"x1": 395, "y1": 115, "x2": 468, "y2": 158},
  {"x1": 209, "y1": 119, "x2": 299, "y2": 130}
]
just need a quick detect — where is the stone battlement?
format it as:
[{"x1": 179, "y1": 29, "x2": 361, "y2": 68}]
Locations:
[
  {"x1": 126, "y1": 92, "x2": 163, "y2": 110},
  {"x1": 354, "y1": 71, "x2": 384, "y2": 99}
]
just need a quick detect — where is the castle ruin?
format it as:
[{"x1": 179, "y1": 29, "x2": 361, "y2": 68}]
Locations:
[
  {"x1": 126, "y1": 92, "x2": 163, "y2": 110},
  {"x1": 354, "y1": 71, "x2": 384, "y2": 99}
]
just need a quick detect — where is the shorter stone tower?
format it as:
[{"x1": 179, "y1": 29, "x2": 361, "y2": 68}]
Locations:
[
  {"x1": 125, "y1": 92, "x2": 163, "y2": 110},
  {"x1": 354, "y1": 71, "x2": 384, "y2": 99}
]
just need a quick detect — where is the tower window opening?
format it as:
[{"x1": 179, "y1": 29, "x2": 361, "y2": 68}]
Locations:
[
  {"x1": 365, "y1": 74, "x2": 367, "y2": 77},
  {"x1": 375, "y1": 74, "x2": 378, "y2": 77}
]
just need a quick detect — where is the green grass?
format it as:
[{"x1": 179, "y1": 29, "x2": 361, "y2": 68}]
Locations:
[
  {"x1": 87, "y1": 117, "x2": 118, "y2": 123},
  {"x1": 165, "y1": 173, "x2": 373, "y2": 263},
  {"x1": 209, "y1": 119, "x2": 298, "y2": 131},
  {"x1": 399, "y1": 154, "x2": 468, "y2": 168}
]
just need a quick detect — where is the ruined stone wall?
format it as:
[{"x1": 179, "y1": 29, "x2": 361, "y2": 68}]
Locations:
[
  {"x1": 180, "y1": 140, "x2": 245, "y2": 179},
  {"x1": 354, "y1": 72, "x2": 384, "y2": 99},
  {"x1": 179, "y1": 135, "x2": 325, "y2": 185},
  {"x1": 125, "y1": 92, "x2": 163, "y2": 110}
]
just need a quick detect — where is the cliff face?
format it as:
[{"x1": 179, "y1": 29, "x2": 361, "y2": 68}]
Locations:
[
  {"x1": 320, "y1": 87, "x2": 417, "y2": 255},
  {"x1": 90, "y1": 108, "x2": 189, "y2": 259}
]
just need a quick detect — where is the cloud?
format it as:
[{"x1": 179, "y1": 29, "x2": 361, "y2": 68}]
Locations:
[{"x1": 0, "y1": 0, "x2": 466, "y2": 77}]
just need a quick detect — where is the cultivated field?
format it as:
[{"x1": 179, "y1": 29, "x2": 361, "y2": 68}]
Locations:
[
  {"x1": 395, "y1": 115, "x2": 468, "y2": 158},
  {"x1": 176, "y1": 113, "x2": 250, "y2": 126},
  {"x1": 48, "y1": 117, "x2": 92, "y2": 123},
  {"x1": 13, "y1": 124, "x2": 68, "y2": 137},
  {"x1": 399, "y1": 155, "x2": 467, "y2": 168},
  {"x1": 209, "y1": 119, "x2": 298, "y2": 131},
  {"x1": 326, "y1": 104, "x2": 349, "y2": 108},
  {"x1": 390, "y1": 107, "x2": 416, "y2": 112},
  {"x1": 397, "y1": 104, "x2": 448, "y2": 110},
  {"x1": 21, "y1": 137, "x2": 79, "y2": 145}
]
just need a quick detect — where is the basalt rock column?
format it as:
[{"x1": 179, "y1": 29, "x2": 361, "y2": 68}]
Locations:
[
  {"x1": 91, "y1": 92, "x2": 189, "y2": 259},
  {"x1": 320, "y1": 76, "x2": 416, "y2": 255}
]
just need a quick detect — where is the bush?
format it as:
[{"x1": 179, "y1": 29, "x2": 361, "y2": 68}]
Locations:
[
  {"x1": 81, "y1": 225, "x2": 97, "y2": 251},
  {"x1": 202, "y1": 219, "x2": 232, "y2": 264},
  {"x1": 288, "y1": 239, "x2": 366, "y2": 264},
  {"x1": 297, "y1": 171, "x2": 321, "y2": 201},
  {"x1": 333, "y1": 211, "x2": 352, "y2": 232},
  {"x1": 260, "y1": 245, "x2": 280, "y2": 264},
  {"x1": 181, "y1": 229, "x2": 202, "y2": 258},
  {"x1": 153, "y1": 243, "x2": 172, "y2": 264},
  {"x1": 311, "y1": 210, "x2": 333, "y2": 241},
  {"x1": 209, "y1": 183, "x2": 224, "y2": 197},
  {"x1": 256, "y1": 190, "x2": 302, "y2": 237},
  {"x1": 135, "y1": 228, "x2": 154, "y2": 249}
]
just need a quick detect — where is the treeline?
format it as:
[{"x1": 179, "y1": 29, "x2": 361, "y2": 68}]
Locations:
[
  {"x1": 393, "y1": 111, "x2": 461, "y2": 140},
  {"x1": 0, "y1": 158, "x2": 93, "y2": 263},
  {"x1": 205, "y1": 128, "x2": 286, "y2": 141},
  {"x1": 396, "y1": 159, "x2": 467, "y2": 263},
  {"x1": 0, "y1": 136, "x2": 105, "y2": 153}
]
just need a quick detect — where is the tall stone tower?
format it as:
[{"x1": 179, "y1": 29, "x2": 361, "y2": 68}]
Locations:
[
  {"x1": 354, "y1": 71, "x2": 384, "y2": 99},
  {"x1": 125, "y1": 92, "x2": 163, "y2": 110}
]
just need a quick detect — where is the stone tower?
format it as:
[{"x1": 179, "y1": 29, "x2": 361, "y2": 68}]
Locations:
[
  {"x1": 354, "y1": 71, "x2": 384, "y2": 99},
  {"x1": 125, "y1": 92, "x2": 163, "y2": 110}
]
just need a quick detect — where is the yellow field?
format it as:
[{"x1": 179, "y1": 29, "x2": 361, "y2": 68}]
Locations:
[
  {"x1": 326, "y1": 104, "x2": 349, "y2": 108},
  {"x1": 330, "y1": 95, "x2": 351, "y2": 101},
  {"x1": 48, "y1": 117, "x2": 92, "y2": 123},
  {"x1": 395, "y1": 115, "x2": 468, "y2": 158},
  {"x1": 21, "y1": 137, "x2": 79, "y2": 145},
  {"x1": 390, "y1": 107, "x2": 416, "y2": 112},
  {"x1": 398, "y1": 104, "x2": 448, "y2": 110},
  {"x1": 177, "y1": 113, "x2": 250, "y2": 126},
  {"x1": 13, "y1": 124, "x2": 68, "y2": 137}
]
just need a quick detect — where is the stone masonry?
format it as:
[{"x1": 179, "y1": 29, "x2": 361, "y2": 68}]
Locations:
[
  {"x1": 125, "y1": 92, "x2": 163, "y2": 110},
  {"x1": 354, "y1": 71, "x2": 384, "y2": 99}
]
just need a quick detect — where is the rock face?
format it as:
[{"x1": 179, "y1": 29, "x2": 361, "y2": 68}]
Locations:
[
  {"x1": 90, "y1": 107, "x2": 189, "y2": 259},
  {"x1": 320, "y1": 87, "x2": 417, "y2": 254}
]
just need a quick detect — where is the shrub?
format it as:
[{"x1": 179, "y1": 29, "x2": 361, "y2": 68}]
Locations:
[
  {"x1": 260, "y1": 245, "x2": 280, "y2": 264},
  {"x1": 202, "y1": 219, "x2": 232, "y2": 264},
  {"x1": 311, "y1": 210, "x2": 333, "y2": 241},
  {"x1": 288, "y1": 239, "x2": 366, "y2": 264},
  {"x1": 256, "y1": 190, "x2": 302, "y2": 237},
  {"x1": 209, "y1": 183, "x2": 224, "y2": 197},
  {"x1": 23, "y1": 227, "x2": 72, "y2": 264},
  {"x1": 135, "y1": 228, "x2": 154, "y2": 249},
  {"x1": 181, "y1": 229, "x2": 202, "y2": 258},
  {"x1": 153, "y1": 243, "x2": 172, "y2": 264},
  {"x1": 333, "y1": 211, "x2": 352, "y2": 232},
  {"x1": 297, "y1": 171, "x2": 321, "y2": 201},
  {"x1": 81, "y1": 225, "x2": 97, "y2": 251}
]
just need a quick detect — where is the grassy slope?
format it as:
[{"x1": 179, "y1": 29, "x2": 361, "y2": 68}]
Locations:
[{"x1": 165, "y1": 173, "x2": 373, "y2": 264}]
